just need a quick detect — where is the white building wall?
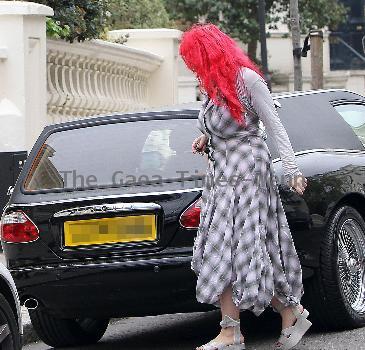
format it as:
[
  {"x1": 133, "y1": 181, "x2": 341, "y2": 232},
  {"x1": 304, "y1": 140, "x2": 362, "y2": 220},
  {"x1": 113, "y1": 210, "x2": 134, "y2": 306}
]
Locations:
[
  {"x1": 263, "y1": 23, "x2": 365, "y2": 95},
  {"x1": 0, "y1": 1, "x2": 53, "y2": 152}
]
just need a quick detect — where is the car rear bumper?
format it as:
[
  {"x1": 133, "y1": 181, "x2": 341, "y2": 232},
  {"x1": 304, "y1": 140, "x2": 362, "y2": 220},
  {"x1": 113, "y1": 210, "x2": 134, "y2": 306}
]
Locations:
[
  {"x1": 9, "y1": 254, "x2": 316, "y2": 319},
  {"x1": 9, "y1": 255, "x2": 205, "y2": 318}
]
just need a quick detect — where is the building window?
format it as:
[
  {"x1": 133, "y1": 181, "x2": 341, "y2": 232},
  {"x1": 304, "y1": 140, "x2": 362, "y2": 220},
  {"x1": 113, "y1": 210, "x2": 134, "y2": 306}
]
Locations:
[{"x1": 329, "y1": 0, "x2": 365, "y2": 70}]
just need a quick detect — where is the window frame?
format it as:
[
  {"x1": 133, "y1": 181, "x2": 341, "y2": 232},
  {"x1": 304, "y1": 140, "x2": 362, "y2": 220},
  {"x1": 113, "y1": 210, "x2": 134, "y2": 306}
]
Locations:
[
  {"x1": 20, "y1": 112, "x2": 203, "y2": 195},
  {"x1": 331, "y1": 99, "x2": 365, "y2": 147}
]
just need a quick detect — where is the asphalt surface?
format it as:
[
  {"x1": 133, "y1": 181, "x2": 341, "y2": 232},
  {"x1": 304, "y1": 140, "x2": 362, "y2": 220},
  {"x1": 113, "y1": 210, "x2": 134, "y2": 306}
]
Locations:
[
  {"x1": 23, "y1": 309, "x2": 365, "y2": 350},
  {"x1": 2, "y1": 252, "x2": 365, "y2": 349}
]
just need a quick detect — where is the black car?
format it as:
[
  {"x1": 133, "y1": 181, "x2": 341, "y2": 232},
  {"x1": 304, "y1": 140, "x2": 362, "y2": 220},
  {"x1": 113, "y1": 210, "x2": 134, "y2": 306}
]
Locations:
[
  {"x1": 1, "y1": 89, "x2": 365, "y2": 348},
  {"x1": 0, "y1": 262, "x2": 22, "y2": 350}
]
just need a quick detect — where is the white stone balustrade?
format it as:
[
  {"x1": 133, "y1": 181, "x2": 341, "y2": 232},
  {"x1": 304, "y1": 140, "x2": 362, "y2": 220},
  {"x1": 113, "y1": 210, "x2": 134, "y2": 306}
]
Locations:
[
  {"x1": 0, "y1": 2, "x2": 191, "y2": 153},
  {"x1": 108, "y1": 29, "x2": 184, "y2": 108},
  {"x1": 46, "y1": 39, "x2": 163, "y2": 123}
]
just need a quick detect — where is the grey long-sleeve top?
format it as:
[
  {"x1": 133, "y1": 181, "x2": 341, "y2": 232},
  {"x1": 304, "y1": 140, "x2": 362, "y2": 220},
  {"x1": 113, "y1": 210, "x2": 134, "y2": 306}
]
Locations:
[
  {"x1": 197, "y1": 67, "x2": 303, "y2": 185},
  {"x1": 240, "y1": 67, "x2": 303, "y2": 185}
]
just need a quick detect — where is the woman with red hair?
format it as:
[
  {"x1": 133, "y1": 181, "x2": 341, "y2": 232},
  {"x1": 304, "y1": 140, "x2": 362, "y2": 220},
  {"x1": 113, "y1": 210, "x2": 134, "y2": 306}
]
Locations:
[{"x1": 180, "y1": 23, "x2": 310, "y2": 350}]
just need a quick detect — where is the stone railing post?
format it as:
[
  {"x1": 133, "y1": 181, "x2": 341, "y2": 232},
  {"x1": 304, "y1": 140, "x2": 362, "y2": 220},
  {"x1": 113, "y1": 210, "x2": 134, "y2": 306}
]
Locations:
[
  {"x1": 108, "y1": 29, "x2": 182, "y2": 108},
  {"x1": 0, "y1": 1, "x2": 53, "y2": 152}
]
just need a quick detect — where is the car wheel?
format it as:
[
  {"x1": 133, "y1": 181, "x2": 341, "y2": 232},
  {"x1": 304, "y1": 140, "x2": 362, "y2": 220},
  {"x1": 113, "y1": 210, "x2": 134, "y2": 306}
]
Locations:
[
  {"x1": 303, "y1": 205, "x2": 365, "y2": 330},
  {"x1": 0, "y1": 293, "x2": 22, "y2": 350},
  {"x1": 29, "y1": 308, "x2": 109, "y2": 347}
]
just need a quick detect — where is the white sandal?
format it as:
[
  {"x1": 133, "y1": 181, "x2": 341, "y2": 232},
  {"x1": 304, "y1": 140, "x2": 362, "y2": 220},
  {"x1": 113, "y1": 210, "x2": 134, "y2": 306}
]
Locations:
[
  {"x1": 196, "y1": 314, "x2": 246, "y2": 350},
  {"x1": 273, "y1": 304, "x2": 312, "y2": 350}
]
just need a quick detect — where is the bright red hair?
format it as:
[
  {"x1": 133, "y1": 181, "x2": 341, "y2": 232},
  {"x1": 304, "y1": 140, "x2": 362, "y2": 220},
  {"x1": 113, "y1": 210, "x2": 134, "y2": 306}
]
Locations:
[{"x1": 179, "y1": 23, "x2": 265, "y2": 127}]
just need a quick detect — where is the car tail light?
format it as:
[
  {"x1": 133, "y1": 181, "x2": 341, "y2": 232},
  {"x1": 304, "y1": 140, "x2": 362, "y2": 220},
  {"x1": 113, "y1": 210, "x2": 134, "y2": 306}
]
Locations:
[
  {"x1": 179, "y1": 197, "x2": 202, "y2": 229},
  {"x1": 0, "y1": 211, "x2": 39, "y2": 243}
]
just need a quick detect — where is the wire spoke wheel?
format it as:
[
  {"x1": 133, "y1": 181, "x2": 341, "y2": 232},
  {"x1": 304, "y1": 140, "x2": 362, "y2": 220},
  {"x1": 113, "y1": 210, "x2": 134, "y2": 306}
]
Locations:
[
  {"x1": 303, "y1": 206, "x2": 365, "y2": 330},
  {"x1": 337, "y1": 218, "x2": 365, "y2": 314}
]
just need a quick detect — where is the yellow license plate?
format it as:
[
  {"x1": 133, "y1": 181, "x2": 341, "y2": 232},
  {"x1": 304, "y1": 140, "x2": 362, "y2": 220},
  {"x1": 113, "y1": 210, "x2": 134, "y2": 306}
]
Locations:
[{"x1": 63, "y1": 215, "x2": 157, "y2": 247}]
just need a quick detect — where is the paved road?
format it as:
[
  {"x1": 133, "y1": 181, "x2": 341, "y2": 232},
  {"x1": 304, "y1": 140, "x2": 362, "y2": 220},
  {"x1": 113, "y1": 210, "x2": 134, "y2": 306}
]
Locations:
[
  {"x1": 24, "y1": 309, "x2": 365, "y2": 350},
  {"x1": 2, "y1": 251, "x2": 365, "y2": 349}
]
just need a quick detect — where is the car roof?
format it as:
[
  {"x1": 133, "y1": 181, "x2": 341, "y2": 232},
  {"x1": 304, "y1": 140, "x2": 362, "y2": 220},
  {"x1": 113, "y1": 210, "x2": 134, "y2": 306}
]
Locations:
[
  {"x1": 10, "y1": 88, "x2": 365, "y2": 203},
  {"x1": 43, "y1": 89, "x2": 364, "y2": 132}
]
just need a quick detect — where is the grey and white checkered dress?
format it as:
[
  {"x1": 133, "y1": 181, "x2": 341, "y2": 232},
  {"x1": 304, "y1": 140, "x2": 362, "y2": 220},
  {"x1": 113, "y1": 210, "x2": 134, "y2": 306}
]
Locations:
[{"x1": 191, "y1": 67, "x2": 304, "y2": 316}]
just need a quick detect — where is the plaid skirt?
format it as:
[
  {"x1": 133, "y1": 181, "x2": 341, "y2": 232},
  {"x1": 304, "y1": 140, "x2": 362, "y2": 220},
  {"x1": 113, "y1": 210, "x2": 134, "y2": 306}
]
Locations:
[{"x1": 191, "y1": 132, "x2": 304, "y2": 316}]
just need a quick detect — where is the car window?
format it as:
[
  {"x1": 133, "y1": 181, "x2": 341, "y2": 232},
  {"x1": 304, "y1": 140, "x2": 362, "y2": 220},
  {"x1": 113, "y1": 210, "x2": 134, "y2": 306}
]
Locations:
[
  {"x1": 23, "y1": 118, "x2": 205, "y2": 191},
  {"x1": 334, "y1": 104, "x2": 365, "y2": 146},
  {"x1": 267, "y1": 93, "x2": 365, "y2": 159}
]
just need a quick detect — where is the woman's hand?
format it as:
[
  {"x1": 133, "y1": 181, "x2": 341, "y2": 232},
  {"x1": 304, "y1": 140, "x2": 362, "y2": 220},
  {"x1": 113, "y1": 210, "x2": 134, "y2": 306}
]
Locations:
[
  {"x1": 192, "y1": 134, "x2": 208, "y2": 154},
  {"x1": 288, "y1": 174, "x2": 308, "y2": 195}
]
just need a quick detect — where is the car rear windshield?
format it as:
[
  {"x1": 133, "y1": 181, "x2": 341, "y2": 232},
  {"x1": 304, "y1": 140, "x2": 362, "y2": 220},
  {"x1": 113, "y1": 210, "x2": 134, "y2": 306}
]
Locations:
[{"x1": 23, "y1": 117, "x2": 205, "y2": 192}]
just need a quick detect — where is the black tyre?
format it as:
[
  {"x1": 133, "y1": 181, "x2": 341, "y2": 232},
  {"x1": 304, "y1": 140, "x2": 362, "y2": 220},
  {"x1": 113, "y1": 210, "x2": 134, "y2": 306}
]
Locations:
[
  {"x1": 29, "y1": 307, "x2": 109, "y2": 348},
  {"x1": 0, "y1": 293, "x2": 22, "y2": 350},
  {"x1": 303, "y1": 205, "x2": 365, "y2": 330}
]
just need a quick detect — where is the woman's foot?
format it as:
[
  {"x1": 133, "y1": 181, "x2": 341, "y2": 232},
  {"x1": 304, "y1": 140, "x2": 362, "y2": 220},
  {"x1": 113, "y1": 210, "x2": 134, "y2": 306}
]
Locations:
[
  {"x1": 280, "y1": 304, "x2": 304, "y2": 329},
  {"x1": 196, "y1": 327, "x2": 245, "y2": 350},
  {"x1": 275, "y1": 305, "x2": 312, "y2": 350}
]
